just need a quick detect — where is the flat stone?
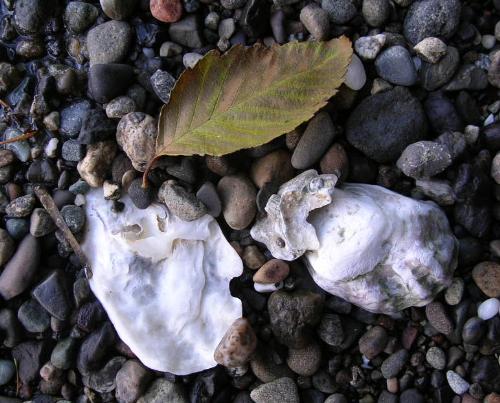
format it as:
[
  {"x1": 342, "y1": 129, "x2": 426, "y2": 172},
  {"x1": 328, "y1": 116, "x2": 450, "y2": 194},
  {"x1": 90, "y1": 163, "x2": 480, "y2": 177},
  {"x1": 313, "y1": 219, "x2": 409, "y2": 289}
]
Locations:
[
  {"x1": 214, "y1": 318, "x2": 257, "y2": 367},
  {"x1": 253, "y1": 259, "x2": 289, "y2": 284},
  {"x1": 32, "y1": 271, "x2": 72, "y2": 321},
  {"x1": 115, "y1": 360, "x2": 152, "y2": 403},
  {"x1": 17, "y1": 299, "x2": 50, "y2": 333},
  {"x1": 250, "y1": 377, "x2": 300, "y2": 403},
  {"x1": 87, "y1": 21, "x2": 133, "y2": 65},
  {"x1": 158, "y1": 180, "x2": 207, "y2": 221},
  {"x1": 137, "y1": 378, "x2": 188, "y2": 403}
]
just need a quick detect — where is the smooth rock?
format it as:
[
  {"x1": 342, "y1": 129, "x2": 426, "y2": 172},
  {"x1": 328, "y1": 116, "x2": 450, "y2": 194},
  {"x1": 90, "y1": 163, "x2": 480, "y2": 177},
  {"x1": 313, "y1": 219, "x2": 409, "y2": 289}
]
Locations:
[
  {"x1": 89, "y1": 64, "x2": 134, "y2": 104},
  {"x1": 472, "y1": 262, "x2": 500, "y2": 298},
  {"x1": 116, "y1": 112, "x2": 157, "y2": 172},
  {"x1": 419, "y1": 46, "x2": 460, "y2": 91},
  {"x1": 320, "y1": 143, "x2": 349, "y2": 179},
  {"x1": 51, "y1": 337, "x2": 79, "y2": 370},
  {"x1": 415, "y1": 179, "x2": 455, "y2": 206},
  {"x1": 151, "y1": 0, "x2": 183, "y2": 23},
  {"x1": 128, "y1": 178, "x2": 154, "y2": 209},
  {"x1": 0, "y1": 229, "x2": 14, "y2": 266},
  {"x1": 0, "y1": 235, "x2": 40, "y2": 300},
  {"x1": 344, "y1": 54, "x2": 366, "y2": 91},
  {"x1": 396, "y1": 141, "x2": 452, "y2": 179},
  {"x1": 250, "y1": 150, "x2": 294, "y2": 189},
  {"x1": 426, "y1": 302, "x2": 453, "y2": 335},
  {"x1": 381, "y1": 350, "x2": 409, "y2": 379},
  {"x1": 424, "y1": 92, "x2": 463, "y2": 134},
  {"x1": 14, "y1": 0, "x2": 51, "y2": 35},
  {"x1": 375, "y1": 46, "x2": 417, "y2": 86},
  {"x1": 32, "y1": 271, "x2": 72, "y2": 321},
  {"x1": 59, "y1": 100, "x2": 92, "y2": 138},
  {"x1": 426, "y1": 346, "x2": 446, "y2": 370},
  {"x1": 106, "y1": 96, "x2": 137, "y2": 119},
  {"x1": 414, "y1": 37, "x2": 447, "y2": 64},
  {"x1": 250, "y1": 377, "x2": 300, "y2": 403},
  {"x1": 321, "y1": 0, "x2": 357, "y2": 24},
  {"x1": 253, "y1": 259, "x2": 289, "y2": 284},
  {"x1": 444, "y1": 277, "x2": 464, "y2": 305},
  {"x1": 477, "y1": 298, "x2": 500, "y2": 320},
  {"x1": 444, "y1": 65, "x2": 489, "y2": 91},
  {"x1": 403, "y1": 0, "x2": 462, "y2": 44},
  {"x1": 4, "y1": 128, "x2": 30, "y2": 162},
  {"x1": 346, "y1": 87, "x2": 427, "y2": 163},
  {"x1": 168, "y1": 16, "x2": 203, "y2": 48},
  {"x1": 100, "y1": 0, "x2": 137, "y2": 20},
  {"x1": 196, "y1": 182, "x2": 222, "y2": 217},
  {"x1": 362, "y1": 0, "x2": 390, "y2": 27},
  {"x1": 354, "y1": 34, "x2": 386, "y2": 60},
  {"x1": 292, "y1": 111, "x2": 336, "y2": 169},
  {"x1": 462, "y1": 317, "x2": 486, "y2": 344},
  {"x1": 317, "y1": 313, "x2": 343, "y2": 347},
  {"x1": 115, "y1": 360, "x2": 152, "y2": 403},
  {"x1": 30, "y1": 208, "x2": 56, "y2": 237},
  {"x1": 218, "y1": 175, "x2": 256, "y2": 230},
  {"x1": 64, "y1": 2, "x2": 98, "y2": 33},
  {"x1": 299, "y1": 3, "x2": 329, "y2": 40},
  {"x1": 78, "y1": 108, "x2": 116, "y2": 144},
  {"x1": 17, "y1": 299, "x2": 50, "y2": 333},
  {"x1": 87, "y1": 21, "x2": 133, "y2": 65},
  {"x1": 268, "y1": 290, "x2": 323, "y2": 348},
  {"x1": 12, "y1": 340, "x2": 50, "y2": 385},
  {"x1": 447, "y1": 370, "x2": 470, "y2": 395},
  {"x1": 0, "y1": 360, "x2": 15, "y2": 386},
  {"x1": 77, "y1": 322, "x2": 116, "y2": 374},
  {"x1": 358, "y1": 325, "x2": 388, "y2": 359},
  {"x1": 214, "y1": 317, "x2": 257, "y2": 367}
]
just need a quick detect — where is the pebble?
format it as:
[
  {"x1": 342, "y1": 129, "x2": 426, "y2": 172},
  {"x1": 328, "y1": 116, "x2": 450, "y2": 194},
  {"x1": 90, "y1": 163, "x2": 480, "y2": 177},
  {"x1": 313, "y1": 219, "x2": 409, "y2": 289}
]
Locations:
[
  {"x1": 151, "y1": 0, "x2": 183, "y2": 23},
  {"x1": 158, "y1": 180, "x2": 207, "y2": 221},
  {"x1": 426, "y1": 346, "x2": 446, "y2": 370},
  {"x1": 482, "y1": 34, "x2": 496, "y2": 49},
  {"x1": 489, "y1": 52, "x2": 500, "y2": 89},
  {"x1": 137, "y1": 378, "x2": 188, "y2": 403},
  {"x1": 61, "y1": 140, "x2": 85, "y2": 163},
  {"x1": 362, "y1": 0, "x2": 390, "y2": 27},
  {"x1": 415, "y1": 178, "x2": 455, "y2": 206},
  {"x1": 33, "y1": 270, "x2": 72, "y2": 321},
  {"x1": 250, "y1": 377, "x2": 300, "y2": 403},
  {"x1": 150, "y1": 70, "x2": 175, "y2": 105},
  {"x1": 100, "y1": 0, "x2": 137, "y2": 20},
  {"x1": 77, "y1": 322, "x2": 116, "y2": 374},
  {"x1": 403, "y1": 0, "x2": 462, "y2": 44},
  {"x1": 324, "y1": 394, "x2": 348, "y2": 403},
  {"x1": 243, "y1": 245, "x2": 266, "y2": 269},
  {"x1": 87, "y1": 21, "x2": 133, "y2": 65},
  {"x1": 354, "y1": 34, "x2": 386, "y2": 60},
  {"x1": 425, "y1": 92, "x2": 463, "y2": 133},
  {"x1": 217, "y1": 175, "x2": 257, "y2": 230},
  {"x1": 51, "y1": 337, "x2": 79, "y2": 370},
  {"x1": 128, "y1": 178, "x2": 154, "y2": 209},
  {"x1": 444, "y1": 277, "x2": 465, "y2": 305},
  {"x1": 375, "y1": 46, "x2": 417, "y2": 86},
  {"x1": 396, "y1": 141, "x2": 452, "y2": 179},
  {"x1": 381, "y1": 349, "x2": 409, "y2": 379},
  {"x1": 462, "y1": 317, "x2": 486, "y2": 344},
  {"x1": 253, "y1": 259, "x2": 290, "y2": 284},
  {"x1": 78, "y1": 141, "x2": 117, "y2": 188},
  {"x1": 0, "y1": 235, "x2": 40, "y2": 300},
  {"x1": 286, "y1": 341, "x2": 321, "y2": 376},
  {"x1": 444, "y1": 64, "x2": 489, "y2": 91},
  {"x1": 250, "y1": 150, "x2": 294, "y2": 189},
  {"x1": 159, "y1": 41, "x2": 183, "y2": 57},
  {"x1": 312, "y1": 369, "x2": 337, "y2": 393},
  {"x1": 106, "y1": 96, "x2": 137, "y2": 120},
  {"x1": 4, "y1": 127, "x2": 30, "y2": 162},
  {"x1": 317, "y1": 313, "x2": 343, "y2": 347},
  {"x1": 214, "y1": 318, "x2": 257, "y2": 368},
  {"x1": 183, "y1": 53, "x2": 203, "y2": 68},
  {"x1": 292, "y1": 111, "x2": 336, "y2": 169},
  {"x1": 250, "y1": 346, "x2": 295, "y2": 383},
  {"x1": 358, "y1": 326, "x2": 388, "y2": 359},
  {"x1": 13, "y1": 0, "x2": 49, "y2": 35},
  {"x1": 268, "y1": 290, "x2": 323, "y2": 348},
  {"x1": 477, "y1": 298, "x2": 500, "y2": 320},
  {"x1": 5, "y1": 219, "x2": 29, "y2": 241},
  {"x1": 344, "y1": 54, "x2": 366, "y2": 91},
  {"x1": 61, "y1": 205, "x2": 86, "y2": 233},
  {"x1": 413, "y1": 37, "x2": 447, "y2": 64},
  {"x1": 59, "y1": 100, "x2": 92, "y2": 139},
  {"x1": 84, "y1": 356, "x2": 126, "y2": 393},
  {"x1": 420, "y1": 49, "x2": 460, "y2": 91},
  {"x1": 472, "y1": 262, "x2": 500, "y2": 298},
  {"x1": 346, "y1": 87, "x2": 427, "y2": 162},
  {"x1": 115, "y1": 360, "x2": 152, "y2": 403},
  {"x1": 44, "y1": 138, "x2": 59, "y2": 158},
  {"x1": 17, "y1": 298, "x2": 50, "y2": 333},
  {"x1": 89, "y1": 64, "x2": 135, "y2": 104},
  {"x1": 116, "y1": 112, "x2": 157, "y2": 172},
  {"x1": 447, "y1": 370, "x2": 470, "y2": 395},
  {"x1": 64, "y1": 1, "x2": 98, "y2": 33},
  {"x1": 12, "y1": 340, "x2": 50, "y2": 385},
  {"x1": 103, "y1": 181, "x2": 121, "y2": 201},
  {"x1": 321, "y1": 0, "x2": 357, "y2": 24},
  {"x1": 0, "y1": 360, "x2": 15, "y2": 386},
  {"x1": 426, "y1": 301, "x2": 453, "y2": 335},
  {"x1": 0, "y1": 229, "x2": 14, "y2": 266},
  {"x1": 299, "y1": 3, "x2": 329, "y2": 40},
  {"x1": 168, "y1": 15, "x2": 203, "y2": 48},
  {"x1": 320, "y1": 143, "x2": 349, "y2": 179}
]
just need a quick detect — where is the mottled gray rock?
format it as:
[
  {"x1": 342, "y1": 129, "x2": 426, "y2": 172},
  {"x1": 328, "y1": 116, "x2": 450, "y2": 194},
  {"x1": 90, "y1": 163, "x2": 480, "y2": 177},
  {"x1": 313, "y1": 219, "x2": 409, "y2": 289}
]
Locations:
[
  {"x1": 150, "y1": 70, "x2": 176, "y2": 103},
  {"x1": 419, "y1": 46, "x2": 460, "y2": 91},
  {"x1": 100, "y1": 0, "x2": 138, "y2": 20},
  {"x1": 396, "y1": 141, "x2": 452, "y2": 179},
  {"x1": 158, "y1": 180, "x2": 207, "y2": 221},
  {"x1": 168, "y1": 16, "x2": 203, "y2": 48},
  {"x1": 17, "y1": 299, "x2": 50, "y2": 333},
  {"x1": 138, "y1": 378, "x2": 188, "y2": 403},
  {"x1": 115, "y1": 360, "x2": 152, "y2": 403},
  {"x1": 321, "y1": 0, "x2": 357, "y2": 24},
  {"x1": 87, "y1": 21, "x2": 133, "y2": 65},
  {"x1": 250, "y1": 377, "x2": 300, "y2": 403},
  {"x1": 64, "y1": 1, "x2": 98, "y2": 33},
  {"x1": 375, "y1": 46, "x2": 417, "y2": 86}
]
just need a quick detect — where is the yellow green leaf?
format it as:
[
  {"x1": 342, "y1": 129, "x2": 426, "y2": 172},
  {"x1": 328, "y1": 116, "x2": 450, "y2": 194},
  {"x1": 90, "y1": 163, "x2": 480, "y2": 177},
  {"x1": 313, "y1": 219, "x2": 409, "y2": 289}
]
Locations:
[{"x1": 153, "y1": 37, "x2": 352, "y2": 160}]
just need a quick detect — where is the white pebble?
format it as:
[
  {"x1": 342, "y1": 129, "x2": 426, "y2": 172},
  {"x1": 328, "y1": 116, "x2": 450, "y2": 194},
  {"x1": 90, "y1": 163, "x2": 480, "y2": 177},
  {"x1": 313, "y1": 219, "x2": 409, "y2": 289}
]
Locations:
[
  {"x1": 183, "y1": 52, "x2": 203, "y2": 69},
  {"x1": 254, "y1": 281, "x2": 283, "y2": 293},
  {"x1": 354, "y1": 34, "x2": 386, "y2": 60},
  {"x1": 74, "y1": 194, "x2": 86, "y2": 206},
  {"x1": 484, "y1": 114, "x2": 495, "y2": 126},
  {"x1": 464, "y1": 125, "x2": 480, "y2": 145},
  {"x1": 344, "y1": 54, "x2": 366, "y2": 91},
  {"x1": 44, "y1": 138, "x2": 59, "y2": 158},
  {"x1": 446, "y1": 370, "x2": 470, "y2": 395},
  {"x1": 477, "y1": 298, "x2": 500, "y2": 320},
  {"x1": 413, "y1": 37, "x2": 447, "y2": 64},
  {"x1": 481, "y1": 34, "x2": 496, "y2": 50}
]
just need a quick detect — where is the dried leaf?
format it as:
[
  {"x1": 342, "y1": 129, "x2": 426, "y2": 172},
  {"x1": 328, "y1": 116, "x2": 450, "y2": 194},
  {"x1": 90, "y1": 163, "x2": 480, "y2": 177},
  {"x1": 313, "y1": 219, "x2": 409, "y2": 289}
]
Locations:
[{"x1": 150, "y1": 37, "x2": 352, "y2": 164}]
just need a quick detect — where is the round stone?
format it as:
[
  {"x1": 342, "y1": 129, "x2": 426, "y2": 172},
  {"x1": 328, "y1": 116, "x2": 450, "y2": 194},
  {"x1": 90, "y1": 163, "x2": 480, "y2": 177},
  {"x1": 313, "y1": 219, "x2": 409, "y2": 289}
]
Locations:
[
  {"x1": 100, "y1": 0, "x2": 137, "y2": 20},
  {"x1": 214, "y1": 318, "x2": 257, "y2": 368},
  {"x1": 151, "y1": 0, "x2": 183, "y2": 23},
  {"x1": 217, "y1": 175, "x2": 257, "y2": 230},
  {"x1": 444, "y1": 278, "x2": 464, "y2": 306},
  {"x1": 286, "y1": 341, "x2": 322, "y2": 376},
  {"x1": 375, "y1": 46, "x2": 417, "y2": 86},
  {"x1": 426, "y1": 346, "x2": 446, "y2": 370},
  {"x1": 472, "y1": 262, "x2": 500, "y2": 298},
  {"x1": 253, "y1": 259, "x2": 290, "y2": 284},
  {"x1": 344, "y1": 54, "x2": 366, "y2": 91},
  {"x1": 0, "y1": 360, "x2": 15, "y2": 386},
  {"x1": 358, "y1": 325, "x2": 388, "y2": 360},
  {"x1": 477, "y1": 298, "x2": 500, "y2": 321},
  {"x1": 321, "y1": 0, "x2": 357, "y2": 24},
  {"x1": 87, "y1": 21, "x2": 133, "y2": 65},
  {"x1": 17, "y1": 299, "x2": 50, "y2": 333},
  {"x1": 396, "y1": 141, "x2": 452, "y2": 179},
  {"x1": 447, "y1": 370, "x2": 470, "y2": 395}
]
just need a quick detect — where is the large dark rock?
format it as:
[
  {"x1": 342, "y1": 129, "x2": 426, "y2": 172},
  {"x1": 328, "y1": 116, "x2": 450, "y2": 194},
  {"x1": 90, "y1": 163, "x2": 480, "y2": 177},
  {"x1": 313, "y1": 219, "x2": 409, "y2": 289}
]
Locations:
[
  {"x1": 424, "y1": 92, "x2": 464, "y2": 134},
  {"x1": 32, "y1": 271, "x2": 73, "y2": 321},
  {"x1": 346, "y1": 87, "x2": 428, "y2": 163},
  {"x1": 77, "y1": 322, "x2": 116, "y2": 375},
  {"x1": 78, "y1": 108, "x2": 116, "y2": 144},
  {"x1": 12, "y1": 340, "x2": 52, "y2": 386}
]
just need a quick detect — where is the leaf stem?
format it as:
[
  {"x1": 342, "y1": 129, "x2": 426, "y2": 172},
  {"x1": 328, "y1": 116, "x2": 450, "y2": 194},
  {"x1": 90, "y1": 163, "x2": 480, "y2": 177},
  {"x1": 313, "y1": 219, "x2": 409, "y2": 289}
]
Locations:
[{"x1": 0, "y1": 130, "x2": 38, "y2": 145}]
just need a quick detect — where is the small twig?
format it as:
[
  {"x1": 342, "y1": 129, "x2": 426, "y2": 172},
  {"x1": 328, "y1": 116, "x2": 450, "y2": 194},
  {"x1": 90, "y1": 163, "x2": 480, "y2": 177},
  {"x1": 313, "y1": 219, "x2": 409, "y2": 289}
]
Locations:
[
  {"x1": 13, "y1": 358, "x2": 19, "y2": 396},
  {"x1": 34, "y1": 186, "x2": 91, "y2": 276},
  {"x1": 0, "y1": 130, "x2": 38, "y2": 145},
  {"x1": 142, "y1": 157, "x2": 158, "y2": 188}
]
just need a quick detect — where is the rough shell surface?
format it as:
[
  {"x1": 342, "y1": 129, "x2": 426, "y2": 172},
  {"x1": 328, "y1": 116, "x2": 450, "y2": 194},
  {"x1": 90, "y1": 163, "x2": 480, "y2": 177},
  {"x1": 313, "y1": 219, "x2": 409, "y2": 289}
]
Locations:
[
  {"x1": 81, "y1": 189, "x2": 243, "y2": 374},
  {"x1": 251, "y1": 170, "x2": 458, "y2": 314}
]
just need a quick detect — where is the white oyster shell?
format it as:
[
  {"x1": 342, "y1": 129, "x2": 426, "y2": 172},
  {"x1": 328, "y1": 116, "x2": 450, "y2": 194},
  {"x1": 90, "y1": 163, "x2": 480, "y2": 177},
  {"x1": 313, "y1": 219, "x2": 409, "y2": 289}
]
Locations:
[
  {"x1": 251, "y1": 171, "x2": 458, "y2": 314},
  {"x1": 81, "y1": 189, "x2": 243, "y2": 375}
]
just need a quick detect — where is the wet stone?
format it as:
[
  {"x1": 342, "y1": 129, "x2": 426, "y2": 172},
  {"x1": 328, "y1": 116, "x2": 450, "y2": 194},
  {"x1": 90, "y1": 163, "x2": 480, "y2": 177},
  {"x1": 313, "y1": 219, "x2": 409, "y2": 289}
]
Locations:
[
  {"x1": 32, "y1": 271, "x2": 72, "y2": 321},
  {"x1": 17, "y1": 299, "x2": 50, "y2": 333}
]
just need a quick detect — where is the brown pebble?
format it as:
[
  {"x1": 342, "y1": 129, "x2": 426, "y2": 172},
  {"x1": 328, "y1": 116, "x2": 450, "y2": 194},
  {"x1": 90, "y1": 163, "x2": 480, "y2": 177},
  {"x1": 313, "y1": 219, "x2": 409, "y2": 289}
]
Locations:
[
  {"x1": 150, "y1": 0, "x2": 183, "y2": 23},
  {"x1": 358, "y1": 325, "x2": 388, "y2": 359},
  {"x1": 206, "y1": 155, "x2": 235, "y2": 176},
  {"x1": 485, "y1": 392, "x2": 500, "y2": 403},
  {"x1": 243, "y1": 245, "x2": 266, "y2": 270},
  {"x1": 250, "y1": 149, "x2": 295, "y2": 189},
  {"x1": 286, "y1": 127, "x2": 302, "y2": 150},
  {"x1": 217, "y1": 174, "x2": 257, "y2": 230},
  {"x1": 0, "y1": 149, "x2": 15, "y2": 168},
  {"x1": 462, "y1": 394, "x2": 481, "y2": 403},
  {"x1": 253, "y1": 259, "x2": 290, "y2": 284},
  {"x1": 472, "y1": 261, "x2": 500, "y2": 298},
  {"x1": 425, "y1": 301, "x2": 453, "y2": 335},
  {"x1": 387, "y1": 377, "x2": 399, "y2": 394},
  {"x1": 320, "y1": 143, "x2": 349, "y2": 180},
  {"x1": 214, "y1": 318, "x2": 257, "y2": 368},
  {"x1": 401, "y1": 325, "x2": 419, "y2": 350}
]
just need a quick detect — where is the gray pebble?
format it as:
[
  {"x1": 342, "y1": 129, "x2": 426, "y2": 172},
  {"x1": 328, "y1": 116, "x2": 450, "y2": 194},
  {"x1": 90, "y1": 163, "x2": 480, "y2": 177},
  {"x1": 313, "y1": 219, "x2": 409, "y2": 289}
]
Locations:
[
  {"x1": 381, "y1": 349, "x2": 409, "y2": 378},
  {"x1": 419, "y1": 46, "x2": 460, "y2": 91},
  {"x1": 150, "y1": 70, "x2": 176, "y2": 103},
  {"x1": 362, "y1": 0, "x2": 390, "y2": 27},
  {"x1": 100, "y1": 0, "x2": 138, "y2": 20},
  {"x1": 375, "y1": 46, "x2": 417, "y2": 86},
  {"x1": 30, "y1": 208, "x2": 56, "y2": 237},
  {"x1": 17, "y1": 298, "x2": 50, "y2": 333},
  {"x1": 196, "y1": 182, "x2": 221, "y2": 217},
  {"x1": 300, "y1": 3, "x2": 330, "y2": 41},
  {"x1": 137, "y1": 378, "x2": 188, "y2": 403},
  {"x1": 321, "y1": 0, "x2": 357, "y2": 24},
  {"x1": 4, "y1": 127, "x2": 30, "y2": 162},
  {"x1": 317, "y1": 313, "x2": 343, "y2": 347},
  {"x1": 250, "y1": 377, "x2": 300, "y2": 403},
  {"x1": 286, "y1": 341, "x2": 321, "y2": 376},
  {"x1": 0, "y1": 359, "x2": 15, "y2": 386},
  {"x1": 396, "y1": 141, "x2": 452, "y2": 179},
  {"x1": 217, "y1": 175, "x2": 256, "y2": 230},
  {"x1": 426, "y1": 346, "x2": 446, "y2": 370},
  {"x1": 168, "y1": 16, "x2": 203, "y2": 48},
  {"x1": 106, "y1": 96, "x2": 136, "y2": 119},
  {"x1": 62, "y1": 140, "x2": 86, "y2": 162},
  {"x1": 446, "y1": 370, "x2": 470, "y2": 395},
  {"x1": 51, "y1": 337, "x2": 79, "y2": 370},
  {"x1": 61, "y1": 205, "x2": 86, "y2": 233},
  {"x1": 87, "y1": 21, "x2": 133, "y2": 65},
  {"x1": 5, "y1": 218, "x2": 29, "y2": 241},
  {"x1": 128, "y1": 178, "x2": 154, "y2": 209},
  {"x1": 158, "y1": 181, "x2": 207, "y2": 221},
  {"x1": 64, "y1": 1, "x2": 98, "y2": 34},
  {"x1": 0, "y1": 229, "x2": 14, "y2": 266},
  {"x1": 59, "y1": 100, "x2": 92, "y2": 139}
]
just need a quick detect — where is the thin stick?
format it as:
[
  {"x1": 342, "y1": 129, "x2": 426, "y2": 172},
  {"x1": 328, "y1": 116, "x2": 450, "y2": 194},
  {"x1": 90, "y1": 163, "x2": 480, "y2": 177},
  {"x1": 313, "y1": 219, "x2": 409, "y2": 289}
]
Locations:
[
  {"x1": 0, "y1": 130, "x2": 38, "y2": 145},
  {"x1": 34, "y1": 186, "x2": 91, "y2": 275}
]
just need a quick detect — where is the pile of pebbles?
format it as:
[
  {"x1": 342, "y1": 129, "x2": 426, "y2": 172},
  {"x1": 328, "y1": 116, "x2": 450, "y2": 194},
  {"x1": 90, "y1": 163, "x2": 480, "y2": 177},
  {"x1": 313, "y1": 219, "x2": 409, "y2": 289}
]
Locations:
[{"x1": 0, "y1": 0, "x2": 499, "y2": 402}]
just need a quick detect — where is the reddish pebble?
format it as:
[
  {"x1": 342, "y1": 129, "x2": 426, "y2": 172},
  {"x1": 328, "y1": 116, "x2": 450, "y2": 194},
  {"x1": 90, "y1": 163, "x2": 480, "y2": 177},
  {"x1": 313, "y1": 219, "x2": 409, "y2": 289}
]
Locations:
[
  {"x1": 485, "y1": 393, "x2": 500, "y2": 403},
  {"x1": 214, "y1": 318, "x2": 257, "y2": 367},
  {"x1": 253, "y1": 259, "x2": 290, "y2": 284},
  {"x1": 150, "y1": 0, "x2": 182, "y2": 23}
]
